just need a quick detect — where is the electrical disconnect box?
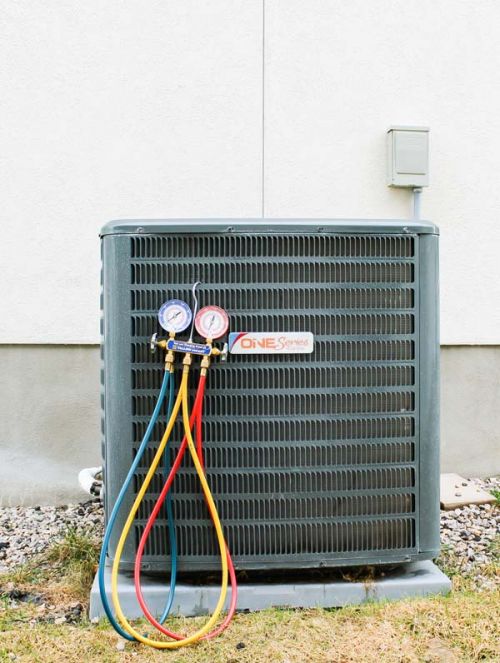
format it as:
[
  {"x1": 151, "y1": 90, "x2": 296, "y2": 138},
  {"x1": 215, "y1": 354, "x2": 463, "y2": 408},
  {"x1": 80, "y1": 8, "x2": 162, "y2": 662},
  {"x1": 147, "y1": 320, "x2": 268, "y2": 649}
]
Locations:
[{"x1": 387, "y1": 126, "x2": 429, "y2": 187}]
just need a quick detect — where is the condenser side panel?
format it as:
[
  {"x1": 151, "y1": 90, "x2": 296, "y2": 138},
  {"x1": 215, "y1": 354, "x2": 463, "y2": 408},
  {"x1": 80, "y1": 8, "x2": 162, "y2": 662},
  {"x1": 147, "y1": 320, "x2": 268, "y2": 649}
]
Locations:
[
  {"x1": 102, "y1": 235, "x2": 137, "y2": 565},
  {"x1": 418, "y1": 234, "x2": 440, "y2": 555}
]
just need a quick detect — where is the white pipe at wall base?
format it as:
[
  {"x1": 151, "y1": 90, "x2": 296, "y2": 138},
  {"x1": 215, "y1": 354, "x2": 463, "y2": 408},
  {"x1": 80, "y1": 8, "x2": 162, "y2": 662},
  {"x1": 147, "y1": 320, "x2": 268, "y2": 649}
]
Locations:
[
  {"x1": 78, "y1": 466, "x2": 103, "y2": 497},
  {"x1": 413, "y1": 187, "x2": 422, "y2": 220}
]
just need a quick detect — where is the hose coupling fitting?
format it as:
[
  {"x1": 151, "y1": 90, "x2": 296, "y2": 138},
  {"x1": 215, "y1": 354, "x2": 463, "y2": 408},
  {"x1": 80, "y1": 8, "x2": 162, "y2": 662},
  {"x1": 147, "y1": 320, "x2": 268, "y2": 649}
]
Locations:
[
  {"x1": 164, "y1": 350, "x2": 175, "y2": 369},
  {"x1": 211, "y1": 342, "x2": 228, "y2": 362},
  {"x1": 200, "y1": 354, "x2": 211, "y2": 370},
  {"x1": 150, "y1": 333, "x2": 167, "y2": 354}
]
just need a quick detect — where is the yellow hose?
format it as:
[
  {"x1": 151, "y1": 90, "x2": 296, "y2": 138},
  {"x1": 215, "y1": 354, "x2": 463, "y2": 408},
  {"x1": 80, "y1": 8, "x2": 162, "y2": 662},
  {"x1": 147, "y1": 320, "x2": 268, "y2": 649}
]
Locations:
[{"x1": 110, "y1": 364, "x2": 229, "y2": 648}]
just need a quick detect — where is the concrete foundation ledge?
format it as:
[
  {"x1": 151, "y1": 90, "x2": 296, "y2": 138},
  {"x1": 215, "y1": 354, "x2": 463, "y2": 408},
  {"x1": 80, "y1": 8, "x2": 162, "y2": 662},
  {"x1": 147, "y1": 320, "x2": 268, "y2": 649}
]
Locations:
[{"x1": 90, "y1": 562, "x2": 451, "y2": 619}]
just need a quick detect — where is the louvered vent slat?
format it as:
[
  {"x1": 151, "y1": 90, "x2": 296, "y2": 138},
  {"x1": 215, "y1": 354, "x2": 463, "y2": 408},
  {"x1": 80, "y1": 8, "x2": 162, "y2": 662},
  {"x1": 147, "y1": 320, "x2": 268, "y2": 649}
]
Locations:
[{"x1": 124, "y1": 233, "x2": 418, "y2": 568}]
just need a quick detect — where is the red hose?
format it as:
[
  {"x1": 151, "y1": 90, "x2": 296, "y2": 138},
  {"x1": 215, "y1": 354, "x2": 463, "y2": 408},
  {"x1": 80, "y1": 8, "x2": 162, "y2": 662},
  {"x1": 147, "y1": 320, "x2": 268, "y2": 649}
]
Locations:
[
  {"x1": 134, "y1": 375, "x2": 238, "y2": 639},
  {"x1": 194, "y1": 381, "x2": 238, "y2": 639}
]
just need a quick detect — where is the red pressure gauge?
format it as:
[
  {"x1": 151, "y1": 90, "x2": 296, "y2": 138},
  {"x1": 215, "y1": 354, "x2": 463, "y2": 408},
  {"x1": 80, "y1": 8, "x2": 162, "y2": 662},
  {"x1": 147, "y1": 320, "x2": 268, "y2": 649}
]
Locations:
[{"x1": 195, "y1": 306, "x2": 229, "y2": 339}]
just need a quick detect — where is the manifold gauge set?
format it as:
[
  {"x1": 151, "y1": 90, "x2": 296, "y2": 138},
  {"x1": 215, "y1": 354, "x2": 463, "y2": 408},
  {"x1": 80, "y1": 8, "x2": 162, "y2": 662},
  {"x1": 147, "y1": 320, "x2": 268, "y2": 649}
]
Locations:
[
  {"x1": 99, "y1": 282, "x2": 314, "y2": 650},
  {"x1": 98, "y1": 284, "x2": 236, "y2": 650}
]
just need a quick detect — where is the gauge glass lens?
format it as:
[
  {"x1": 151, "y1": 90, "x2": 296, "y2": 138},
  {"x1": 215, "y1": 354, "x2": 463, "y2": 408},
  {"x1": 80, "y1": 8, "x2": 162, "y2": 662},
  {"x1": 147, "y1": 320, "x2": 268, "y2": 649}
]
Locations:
[
  {"x1": 158, "y1": 299, "x2": 192, "y2": 333},
  {"x1": 195, "y1": 305, "x2": 229, "y2": 339}
]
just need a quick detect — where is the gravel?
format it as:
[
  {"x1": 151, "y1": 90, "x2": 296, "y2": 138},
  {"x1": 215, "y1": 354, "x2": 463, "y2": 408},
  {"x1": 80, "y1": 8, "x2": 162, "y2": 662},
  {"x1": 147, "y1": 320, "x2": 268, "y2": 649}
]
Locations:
[
  {"x1": 439, "y1": 476, "x2": 499, "y2": 588},
  {"x1": 0, "y1": 499, "x2": 103, "y2": 572},
  {"x1": 0, "y1": 479, "x2": 498, "y2": 583}
]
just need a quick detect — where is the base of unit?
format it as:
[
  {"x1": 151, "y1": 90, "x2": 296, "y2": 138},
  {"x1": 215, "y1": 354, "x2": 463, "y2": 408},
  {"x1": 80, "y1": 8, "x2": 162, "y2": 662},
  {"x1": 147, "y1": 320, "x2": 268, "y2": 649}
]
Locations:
[{"x1": 90, "y1": 561, "x2": 450, "y2": 619}]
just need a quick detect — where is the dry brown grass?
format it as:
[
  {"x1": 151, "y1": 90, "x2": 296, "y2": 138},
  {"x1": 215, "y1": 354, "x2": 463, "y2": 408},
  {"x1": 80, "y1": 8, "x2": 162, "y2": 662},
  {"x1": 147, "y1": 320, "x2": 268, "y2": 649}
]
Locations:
[
  {"x1": 1, "y1": 579, "x2": 499, "y2": 663},
  {"x1": 1, "y1": 529, "x2": 499, "y2": 662}
]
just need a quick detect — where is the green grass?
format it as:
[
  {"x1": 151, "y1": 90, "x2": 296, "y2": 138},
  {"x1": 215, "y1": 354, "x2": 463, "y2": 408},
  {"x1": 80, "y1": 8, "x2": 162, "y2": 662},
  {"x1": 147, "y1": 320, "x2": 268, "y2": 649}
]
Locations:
[{"x1": 491, "y1": 488, "x2": 500, "y2": 506}]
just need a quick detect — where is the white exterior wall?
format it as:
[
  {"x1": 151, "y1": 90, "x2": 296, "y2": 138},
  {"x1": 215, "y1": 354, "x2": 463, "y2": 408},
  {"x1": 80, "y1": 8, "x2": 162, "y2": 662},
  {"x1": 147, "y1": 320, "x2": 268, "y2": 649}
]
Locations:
[{"x1": 1, "y1": 0, "x2": 500, "y2": 345}]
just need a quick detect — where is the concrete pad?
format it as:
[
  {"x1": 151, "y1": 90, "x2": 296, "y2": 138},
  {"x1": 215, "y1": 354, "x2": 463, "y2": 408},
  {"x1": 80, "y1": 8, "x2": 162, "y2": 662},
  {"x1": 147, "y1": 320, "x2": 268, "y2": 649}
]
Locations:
[
  {"x1": 440, "y1": 473, "x2": 496, "y2": 510},
  {"x1": 90, "y1": 562, "x2": 451, "y2": 619}
]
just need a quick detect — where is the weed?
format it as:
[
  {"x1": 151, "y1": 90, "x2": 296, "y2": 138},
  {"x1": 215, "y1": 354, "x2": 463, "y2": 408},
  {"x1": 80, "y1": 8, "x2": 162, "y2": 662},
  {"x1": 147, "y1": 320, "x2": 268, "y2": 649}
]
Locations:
[
  {"x1": 487, "y1": 535, "x2": 500, "y2": 562},
  {"x1": 0, "y1": 560, "x2": 42, "y2": 587},
  {"x1": 45, "y1": 527, "x2": 100, "y2": 598},
  {"x1": 435, "y1": 543, "x2": 465, "y2": 578},
  {"x1": 490, "y1": 489, "x2": 500, "y2": 506},
  {"x1": 0, "y1": 526, "x2": 100, "y2": 608}
]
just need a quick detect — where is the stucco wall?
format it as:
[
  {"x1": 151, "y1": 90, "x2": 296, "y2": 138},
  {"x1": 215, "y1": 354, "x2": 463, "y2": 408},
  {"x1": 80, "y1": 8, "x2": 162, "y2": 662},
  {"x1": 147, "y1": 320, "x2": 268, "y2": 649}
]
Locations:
[
  {"x1": 1, "y1": 1, "x2": 500, "y2": 345},
  {"x1": 0, "y1": 3, "x2": 498, "y2": 505},
  {"x1": 441, "y1": 347, "x2": 500, "y2": 478},
  {"x1": 0, "y1": 346, "x2": 100, "y2": 506}
]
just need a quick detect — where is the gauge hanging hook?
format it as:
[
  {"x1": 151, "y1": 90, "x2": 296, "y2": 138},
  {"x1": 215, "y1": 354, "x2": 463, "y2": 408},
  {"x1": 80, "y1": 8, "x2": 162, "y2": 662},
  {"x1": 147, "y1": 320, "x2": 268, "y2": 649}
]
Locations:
[{"x1": 189, "y1": 281, "x2": 202, "y2": 341}]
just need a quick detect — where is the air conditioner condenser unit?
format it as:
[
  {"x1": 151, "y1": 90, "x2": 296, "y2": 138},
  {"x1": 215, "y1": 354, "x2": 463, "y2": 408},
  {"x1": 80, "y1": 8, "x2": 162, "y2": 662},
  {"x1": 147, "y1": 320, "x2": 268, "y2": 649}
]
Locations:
[{"x1": 100, "y1": 219, "x2": 440, "y2": 574}]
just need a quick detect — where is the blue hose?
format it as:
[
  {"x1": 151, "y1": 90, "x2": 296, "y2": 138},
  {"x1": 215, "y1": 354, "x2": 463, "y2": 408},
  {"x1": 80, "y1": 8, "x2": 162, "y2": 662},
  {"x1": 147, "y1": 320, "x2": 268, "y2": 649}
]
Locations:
[
  {"x1": 98, "y1": 369, "x2": 177, "y2": 639},
  {"x1": 158, "y1": 375, "x2": 177, "y2": 623}
]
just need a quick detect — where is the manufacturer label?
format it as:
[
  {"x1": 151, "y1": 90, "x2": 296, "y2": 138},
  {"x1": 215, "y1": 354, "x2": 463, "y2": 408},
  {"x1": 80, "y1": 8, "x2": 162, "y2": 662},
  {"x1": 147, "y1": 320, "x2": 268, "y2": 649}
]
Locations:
[
  {"x1": 228, "y1": 332, "x2": 314, "y2": 355},
  {"x1": 167, "y1": 339, "x2": 211, "y2": 355}
]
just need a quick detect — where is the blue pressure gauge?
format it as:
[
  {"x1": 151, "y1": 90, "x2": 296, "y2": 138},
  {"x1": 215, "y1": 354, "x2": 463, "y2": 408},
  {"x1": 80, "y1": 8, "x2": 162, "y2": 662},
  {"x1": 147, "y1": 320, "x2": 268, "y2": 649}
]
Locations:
[{"x1": 158, "y1": 299, "x2": 192, "y2": 333}]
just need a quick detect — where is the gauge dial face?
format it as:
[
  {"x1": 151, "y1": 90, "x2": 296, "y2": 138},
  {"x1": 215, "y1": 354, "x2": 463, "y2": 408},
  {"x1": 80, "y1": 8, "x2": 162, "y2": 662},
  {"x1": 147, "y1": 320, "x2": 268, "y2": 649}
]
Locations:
[
  {"x1": 158, "y1": 299, "x2": 192, "y2": 333},
  {"x1": 195, "y1": 305, "x2": 229, "y2": 339}
]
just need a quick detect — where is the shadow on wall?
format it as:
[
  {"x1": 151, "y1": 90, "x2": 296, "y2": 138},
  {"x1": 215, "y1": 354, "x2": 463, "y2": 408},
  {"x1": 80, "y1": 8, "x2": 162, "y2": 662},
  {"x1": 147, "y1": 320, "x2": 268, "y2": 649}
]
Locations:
[
  {"x1": 440, "y1": 346, "x2": 500, "y2": 478},
  {"x1": 0, "y1": 346, "x2": 100, "y2": 506}
]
